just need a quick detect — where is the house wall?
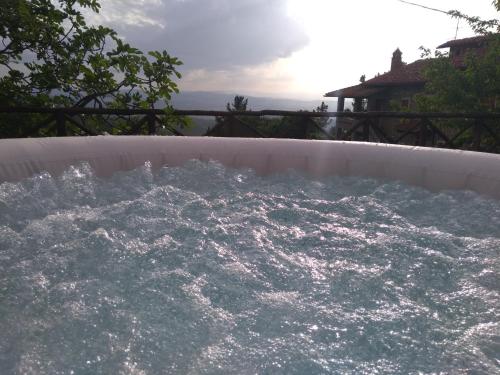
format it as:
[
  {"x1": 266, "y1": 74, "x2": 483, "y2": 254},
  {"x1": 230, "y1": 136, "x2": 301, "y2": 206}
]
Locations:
[
  {"x1": 450, "y1": 44, "x2": 488, "y2": 65},
  {"x1": 366, "y1": 84, "x2": 426, "y2": 144},
  {"x1": 366, "y1": 85, "x2": 424, "y2": 112}
]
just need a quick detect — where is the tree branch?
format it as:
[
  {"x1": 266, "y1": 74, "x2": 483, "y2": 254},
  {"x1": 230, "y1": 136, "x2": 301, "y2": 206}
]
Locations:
[
  {"x1": 0, "y1": 41, "x2": 13, "y2": 55},
  {"x1": 73, "y1": 82, "x2": 126, "y2": 108}
]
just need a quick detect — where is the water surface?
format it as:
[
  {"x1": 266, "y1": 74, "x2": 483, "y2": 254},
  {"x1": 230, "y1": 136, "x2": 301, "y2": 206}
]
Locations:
[{"x1": 1, "y1": 161, "x2": 499, "y2": 374}]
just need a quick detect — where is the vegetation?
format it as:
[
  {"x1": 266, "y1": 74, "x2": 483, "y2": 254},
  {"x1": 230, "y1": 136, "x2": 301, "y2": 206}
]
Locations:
[
  {"x1": 225, "y1": 95, "x2": 248, "y2": 112},
  {"x1": 415, "y1": 1, "x2": 499, "y2": 112},
  {"x1": 352, "y1": 75, "x2": 367, "y2": 112},
  {"x1": 415, "y1": 38, "x2": 499, "y2": 113},
  {"x1": 413, "y1": 1, "x2": 499, "y2": 150},
  {"x1": 211, "y1": 96, "x2": 332, "y2": 139},
  {"x1": 0, "y1": 0, "x2": 183, "y2": 137},
  {"x1": 448, "y1": 0, "x2": 499, "y2": 34}
]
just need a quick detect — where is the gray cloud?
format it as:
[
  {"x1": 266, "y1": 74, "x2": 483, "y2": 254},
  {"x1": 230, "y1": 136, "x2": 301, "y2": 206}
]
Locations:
[{"x1": 97, "y1": 0, "x2": 309, "y2": 69}]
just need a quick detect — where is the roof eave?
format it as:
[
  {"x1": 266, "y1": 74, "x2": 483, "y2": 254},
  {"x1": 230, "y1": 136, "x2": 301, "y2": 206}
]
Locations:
[{"x1": 364, "y1": 81, "x2": 427, "y2": 87}]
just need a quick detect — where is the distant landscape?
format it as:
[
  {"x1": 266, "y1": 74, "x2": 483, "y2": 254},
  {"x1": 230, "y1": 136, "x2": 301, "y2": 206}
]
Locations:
[{"x1": 171, "y1": 91, "x2": 338, "y2": 135}]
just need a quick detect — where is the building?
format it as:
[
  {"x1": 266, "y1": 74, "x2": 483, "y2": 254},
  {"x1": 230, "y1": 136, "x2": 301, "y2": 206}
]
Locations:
[
  {"x1": 325, "y1": 49, "x2": 431, "y2": 113},
  {"x1": 324, "y1": 34, "x2": 496, "y2": 141},
  {"x1": 325, "y1": 34, "x2": 495, "y2": 113},
  {"x1": 438, "y1": 34, "x2": 493, "y2": 68}
]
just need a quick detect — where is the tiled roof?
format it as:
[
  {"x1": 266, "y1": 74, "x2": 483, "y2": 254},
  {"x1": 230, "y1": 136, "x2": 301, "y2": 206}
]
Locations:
[
  {"x1": 437, "y1": 34, "x2": 494, "y2": 49},
  {"x1": 324, "y1": 85, "x2": 383, "y2": 98},
  {"x1": 363, "y1": 59, "x2": 431, "y2": 86},
  {"x1": 325, "y1": 60, "x2": 430, "y2": 98},
  {"x1": 325, "y1": 34, "x2": 497, "y2": 98}
]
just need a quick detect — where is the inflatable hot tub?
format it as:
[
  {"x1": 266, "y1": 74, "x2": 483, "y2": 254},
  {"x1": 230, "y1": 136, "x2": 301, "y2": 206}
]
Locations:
[{"x1": 2, "y1": 136, "x2": 500, "y2": 374}]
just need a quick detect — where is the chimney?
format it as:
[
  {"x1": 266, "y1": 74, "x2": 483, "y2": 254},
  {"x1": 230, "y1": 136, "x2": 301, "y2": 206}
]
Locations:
[{"x1": 391, "y1": 48, "x2": 403, "y2": 71}]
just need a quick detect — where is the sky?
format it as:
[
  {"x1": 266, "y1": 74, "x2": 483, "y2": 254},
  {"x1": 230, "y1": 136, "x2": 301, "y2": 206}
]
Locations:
[{"x1": 91, "y1": 0, "x2": 499, "y2": 100}]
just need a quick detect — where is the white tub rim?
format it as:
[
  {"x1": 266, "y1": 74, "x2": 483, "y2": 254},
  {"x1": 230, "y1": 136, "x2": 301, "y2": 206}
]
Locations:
[{"x1": 0, "y1": 136, "x2": 499, "y2": 200}]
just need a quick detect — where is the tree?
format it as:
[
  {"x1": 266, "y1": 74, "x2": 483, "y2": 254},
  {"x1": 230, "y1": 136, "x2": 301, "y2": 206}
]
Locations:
[
  {"x1": 415, "y1": 38, "x2": 499, "y2": 113},
  {"x1": 226, "y1": 95, "x2": 248, "y2": 112},
  {"x1": 448, "y1": 1, "x2": 499, "y2": 34},
  {"x1": 313, "y1": 101, "x2": 331, "y2": 129},
  {"x1": 211, "y1": 95, "x2": 268, "y2": 136},
  {"x1": 211, "y1": 96, "x2": 332, "y2": 139},
  {"x1": 0, "y1": 0, "x2": 183, "y2": 137},
  {"x1": 413, "y1": 2, "x2": 499, "y2": 150},
  {"x1": 352, "y1": 75, "x2": 367, "y2": 112},
  {"x1": 214, "y1": 95, "x2": 249, "y2": 128},
  {"x1": 415, "y1": 0, "x2": 500, "y2": 113}
]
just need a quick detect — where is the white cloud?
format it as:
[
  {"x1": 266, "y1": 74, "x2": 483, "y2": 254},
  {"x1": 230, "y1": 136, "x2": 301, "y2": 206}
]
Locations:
[
  {"x1": 88, "y1": 0, "x2": 165, "y2": 28},
  {"x1": 92, "y1": 0, "x2": 309, "y2": 69}
]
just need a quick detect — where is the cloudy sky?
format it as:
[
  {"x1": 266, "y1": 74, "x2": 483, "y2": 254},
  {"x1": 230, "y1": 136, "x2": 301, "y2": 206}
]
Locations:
[{"x1": 92, "y1": 0, "x2": 498, "y2": 99}]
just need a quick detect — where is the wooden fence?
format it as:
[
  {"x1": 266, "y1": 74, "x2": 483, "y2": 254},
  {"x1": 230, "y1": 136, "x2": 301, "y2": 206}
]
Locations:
[{"x1": 1, "y1": 107, "x2": 499, "y2": 152}]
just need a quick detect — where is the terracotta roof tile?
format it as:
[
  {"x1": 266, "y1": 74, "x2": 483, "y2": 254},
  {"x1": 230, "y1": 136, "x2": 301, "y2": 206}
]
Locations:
[
  {"x1": 325, "y1": 59, "x2": 431, "y2": 98},
  {"x1": 437, "y1": 34, "x2": 494, "y2": 49},
  {"x1": 324, "y1": 85, "x2": 383, "y2": 98},
  {"x1": 363, "y1": 59, "x2": 431, "y2": 86},
  {"x1": 325, "y1": 34, "x2": 497, "y2": 98}
]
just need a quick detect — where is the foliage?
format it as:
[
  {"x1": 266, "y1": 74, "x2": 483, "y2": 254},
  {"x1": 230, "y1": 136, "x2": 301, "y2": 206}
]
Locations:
[
  {"x1": 351, "y1": 75, "x2": 367, "y2": 112},
  {"x1": 226, "y1": 95, "x2": 248, "y2": 112},
  {"x1": 448, "y1": 10, "x2": 499, "y2": 34},
  {"x1": 276, "y1": 102, "x2": 333, "y2": 139},
  {"x1": 415, "y1": 1, "x2": 499, "y2": 112},
  {"x1": 414, "y1": 1, "x2": 499, "y2": 150},
  {"x1": 312, "y1": 101, "x2": 332, "y2": 129},
  {"x1": 214, "y1": 95, "x2": 253, "y2": 132},
  {"x1": 211, "y1": 96, "x2": 332, "y2": 139},
  {"x1": 415, "y1": 40, "x2": 499, "y2": 113},
  {"x1": 448, "y1": 7, "x2": 499, "y2": 35},
  {"x1": 0, "y1": 0, "x2": 184, "y2": 137}
]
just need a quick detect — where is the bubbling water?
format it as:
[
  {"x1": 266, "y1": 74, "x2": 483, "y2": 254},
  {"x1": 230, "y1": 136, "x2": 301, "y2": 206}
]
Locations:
[{"x1": 0, "y1": 161, "x2": 499, "y2": 374}]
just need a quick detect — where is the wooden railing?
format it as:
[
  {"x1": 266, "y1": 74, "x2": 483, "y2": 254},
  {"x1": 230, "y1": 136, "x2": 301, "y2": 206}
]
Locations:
[{"x1": 1, "y1": 107, "x2": 499, "y2": 152}]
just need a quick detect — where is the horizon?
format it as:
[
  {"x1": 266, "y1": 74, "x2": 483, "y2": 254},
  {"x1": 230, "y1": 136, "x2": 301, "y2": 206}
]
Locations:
[{"x1": 171, "y1": 89, "x2": 340, "y2": 103}]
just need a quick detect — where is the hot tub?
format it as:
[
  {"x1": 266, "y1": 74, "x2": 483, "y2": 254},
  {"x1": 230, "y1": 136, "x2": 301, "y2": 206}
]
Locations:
[{"x1": 0, "y1": 137, "x2": 499, "y2": 374}]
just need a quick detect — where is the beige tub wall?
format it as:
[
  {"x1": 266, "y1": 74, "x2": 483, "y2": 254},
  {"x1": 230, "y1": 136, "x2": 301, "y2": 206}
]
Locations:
[{"x1": 0, "y1": 136, "x2": 499, "y2": 200}]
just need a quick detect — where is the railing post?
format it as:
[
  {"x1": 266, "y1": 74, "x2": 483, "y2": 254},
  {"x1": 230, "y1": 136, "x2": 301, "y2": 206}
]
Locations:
[
  {"x1": 362, "y1": 119, "x2": 370, "y2": 141},
  {"x1": 227, "y1": 115, "x2": 236, "y2": 137},
  {"x1": 336, "y1": 125, "x2": 343, "y2": 140},
  {"x1": 301, "y1": 116, "x2": 310, "y2": 139},
  {"x1": 55, "y1": 110, "x2": 67, "y2": 136},
  {"x1": 429, "y1": 120, "x2": 436, "y2": 147},
  {"x1": 147, "y1": 112, "x2": 156, "y2": 135},
  {"x1": 418, "y1": 119, "x2": 428, "y2": 146},
  {"x1": 472, "y1": 120, "x2": 482, "y2": 151}
]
